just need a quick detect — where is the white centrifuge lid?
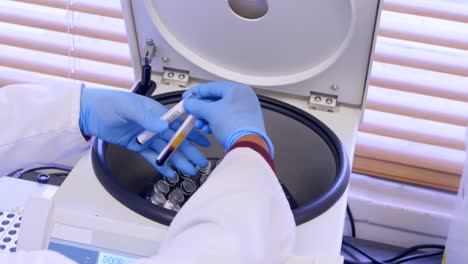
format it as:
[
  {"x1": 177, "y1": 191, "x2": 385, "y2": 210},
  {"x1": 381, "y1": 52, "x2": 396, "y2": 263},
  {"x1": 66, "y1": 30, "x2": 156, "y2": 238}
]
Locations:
[{"x1": 123, "y1": 0, "x2": 382, "y2": 105}]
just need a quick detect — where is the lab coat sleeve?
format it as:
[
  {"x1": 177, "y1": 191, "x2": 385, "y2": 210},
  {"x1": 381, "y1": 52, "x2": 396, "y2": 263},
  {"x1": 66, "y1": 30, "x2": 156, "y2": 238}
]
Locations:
[
  {"x1": 0, "y1": 250, "x2": 77, "y2": 264},
  {"x1": 135, "y1": 146, "x2": 296, "y2": 264},
  {"x1": 0, "y1": 83, "x2": 90, "y2": 176}
]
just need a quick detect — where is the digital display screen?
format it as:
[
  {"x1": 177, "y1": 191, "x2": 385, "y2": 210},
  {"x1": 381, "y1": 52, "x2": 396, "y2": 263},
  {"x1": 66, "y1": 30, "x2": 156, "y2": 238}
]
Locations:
[{"x1": 48, "y1": 239, "x2": 139, "y2": 264}]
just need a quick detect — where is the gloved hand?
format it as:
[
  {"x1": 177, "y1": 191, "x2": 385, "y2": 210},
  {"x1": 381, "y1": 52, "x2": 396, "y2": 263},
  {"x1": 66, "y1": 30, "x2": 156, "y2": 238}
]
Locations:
[
  {"x1": 183, "y1": 81, "x2": 274, "y2": 157},
  {"x1": 79, "y1": 87, "x2": 210, "y2": 177}
]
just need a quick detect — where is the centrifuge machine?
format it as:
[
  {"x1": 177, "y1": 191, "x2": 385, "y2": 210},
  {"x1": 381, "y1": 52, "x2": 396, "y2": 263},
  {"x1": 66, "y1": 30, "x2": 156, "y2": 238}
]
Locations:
[{"x1": 18, "y1": 0, "x2": 382, "y2": 262}]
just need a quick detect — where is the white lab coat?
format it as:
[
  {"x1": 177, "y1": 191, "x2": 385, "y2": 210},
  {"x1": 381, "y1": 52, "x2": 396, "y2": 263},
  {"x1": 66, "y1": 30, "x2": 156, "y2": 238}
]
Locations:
[{"x1": 0, "y1": 84, "x2": 296, "y2": 264}]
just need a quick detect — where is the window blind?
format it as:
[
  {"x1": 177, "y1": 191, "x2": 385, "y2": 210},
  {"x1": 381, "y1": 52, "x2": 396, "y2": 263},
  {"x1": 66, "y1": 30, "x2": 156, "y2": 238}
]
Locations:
[
  {"x1": 354, "y1": 0, "x2": 468, "y2": 191},
  {"x1": 1, "y1": 0, "x2": 466, "y2": 191},
  {"x1": 0, "y1": 0, "x2": 134, "y2": 89}
]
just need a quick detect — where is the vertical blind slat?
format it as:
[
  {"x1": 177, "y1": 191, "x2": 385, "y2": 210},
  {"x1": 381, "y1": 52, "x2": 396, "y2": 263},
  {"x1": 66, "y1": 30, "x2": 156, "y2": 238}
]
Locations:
[
  {"x1": 384, "y1": 0, "x2": 468, "y2": 23},
  {"x1": 15, "y1": 0, "x2": 123, "y2": 18},
  {"x1": 370, "y1": 62, "x2": 468, "y2": 103},
  {"x1": 366, "y1": 86, "x2": 468, "y2": 127},
  {"x1": 0, "y1": 44, "x2": 133, "y2": 88},
  {"x1": 356, "y1": 132, "x2": 464, "y2": 175},
  {"x1": 0, "y1": 23, "x2": 131, "y2": 66},
  {"x1": 374, "y1": 37, "x2": 468, "y2": 77},
  {"x1": 360, "y1": 109, "x2": 466, "y2": 150},
  {"x1": 0, "y1": 2, "x2": 128, "y2": 42},
  {"x1": 379, "y1": 10, "x2": 468, "y2": 50}
]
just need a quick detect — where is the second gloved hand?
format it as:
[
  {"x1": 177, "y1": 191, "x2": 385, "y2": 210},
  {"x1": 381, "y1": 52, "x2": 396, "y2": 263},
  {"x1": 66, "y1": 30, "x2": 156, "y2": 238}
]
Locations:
[
  {"x1": 183, "y1": 81, "x2": 274, "y2": 157},
  {"x1": 79, "y1": 87, "x2": 210, "y2": 177}
]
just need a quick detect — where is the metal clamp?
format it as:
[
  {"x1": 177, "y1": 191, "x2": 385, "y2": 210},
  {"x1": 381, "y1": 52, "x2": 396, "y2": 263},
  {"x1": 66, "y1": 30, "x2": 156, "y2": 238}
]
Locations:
[
  {"x1": 162, "y1": 67, "x2": 190, "y2": 88},
  {"x1": 309, "y1": 92, "x2": 338, "y2": 112},
  {"x1": 143, "y1": 38, "x2": 156, "y2": 63}
]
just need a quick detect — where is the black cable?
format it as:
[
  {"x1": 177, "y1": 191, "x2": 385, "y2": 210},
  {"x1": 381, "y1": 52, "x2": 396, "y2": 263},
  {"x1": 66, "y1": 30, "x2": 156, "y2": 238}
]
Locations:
[
  {"x1": 343, "y1": 241, "x2": 388, "y2": 264},
  {"x1": 395, "y1": 250, "x2": 444, "y2": 263},
  {"x1": 383, "y1": 244, "x2": 445, "y2": 262},
  {"x1": 344, "y1": 259, "x2": 375, "y2": 264},
  {"x1": 343, "y1": 204, "x2": 444, "y2": 263},
  {"x1": 142, "y1": 57, "x2": 152, "y2": 87},
  {"x1": 14, "y1": 164, "x2": 72, "y2": 179},
  {"x1": 347, "y1": 204, "x2": 356, "y2": 238},
  {"x1": 343, "y1": 241, "x2": 445, "y2": 264},
  {"x1": 133, "y1": 58, "x2": 156, "y2": 96}
]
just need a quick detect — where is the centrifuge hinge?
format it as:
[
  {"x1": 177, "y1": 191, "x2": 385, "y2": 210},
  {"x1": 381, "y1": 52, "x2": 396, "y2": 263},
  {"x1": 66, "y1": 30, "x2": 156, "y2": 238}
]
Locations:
[
  {"x1": 309, "y1": 92, "x2": 337, "y2": 112},
  {"x1": 143, "y1": 38, "x2": 157, "y2": 63},
  {"x1": 161, "y1": 67, "x2": 190, "y2": 88}
]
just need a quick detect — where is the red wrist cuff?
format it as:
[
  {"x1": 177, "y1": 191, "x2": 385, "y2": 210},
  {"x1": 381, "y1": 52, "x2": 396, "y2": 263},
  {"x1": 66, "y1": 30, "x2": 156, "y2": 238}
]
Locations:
[{"x1": 228, "y1": 141, "x2": 276, "y2": 172}]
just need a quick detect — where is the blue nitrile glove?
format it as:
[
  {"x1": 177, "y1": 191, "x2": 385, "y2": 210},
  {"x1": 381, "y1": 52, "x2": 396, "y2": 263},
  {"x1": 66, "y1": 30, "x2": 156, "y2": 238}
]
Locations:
[
  {"x1": 79, "y1": 87, "x2": 210, "y2": 177},
  {"x1": 183, "y1": 81, "x2": 274, "y2": 157}
]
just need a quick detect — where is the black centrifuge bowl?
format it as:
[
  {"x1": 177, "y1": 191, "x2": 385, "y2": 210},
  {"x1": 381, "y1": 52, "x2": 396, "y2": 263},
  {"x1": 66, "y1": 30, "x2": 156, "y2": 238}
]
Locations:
[{"x1": 92, "y1": 91, "x2": 350, "y2": 226}]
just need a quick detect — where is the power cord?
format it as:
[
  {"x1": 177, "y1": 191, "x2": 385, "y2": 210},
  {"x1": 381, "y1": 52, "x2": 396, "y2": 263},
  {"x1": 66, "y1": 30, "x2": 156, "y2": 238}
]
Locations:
[
  {"x1": 347, "y1": 205, "x2": 356, "y2": 238},
  {"x1": 342, "y1": 241, "x2": 387, "y2": 264},
  {"x1": 343, "y1": 241, "x2": 444, "y2": 264},
  {"x1": 343, "y1": 204, "x2": 445, "y2": 263},
  {"x1": 133, "y1": 55, "x2": 156, "y2": 97},
  {"x1": 380, "y1": 244, "x2": 445, "y2": 263}
]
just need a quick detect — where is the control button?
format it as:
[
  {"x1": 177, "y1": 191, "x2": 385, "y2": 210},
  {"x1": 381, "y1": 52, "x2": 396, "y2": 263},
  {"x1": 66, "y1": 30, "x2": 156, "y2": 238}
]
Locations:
[
  {"x1": 9, "y1": 247, "x2": 16, "y2": 252},
  {"x1": 0, "y1": 212, "x2": 3, "y2": 216},
  {"x1": 0, "y1": 227, "x2": 4, "y2": 232},
  {"x1": 6, "y1": 214, "x2": 14, "y2": 218},
  {"x1": 8, "y1": 230, "x2": 17, "y2": 235},
  {"x1": 0, "y1": 245, "x2": 5, "y2": 250},
  {"x1": 1, "y1": 221, "x2": 9, "y2": 226},
  {"x1": 13, "y1": 223, "x2": 20, "y2": 228},
  {"x1": 3, "y1": 237, "x2": 11, "y2": 243}
]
